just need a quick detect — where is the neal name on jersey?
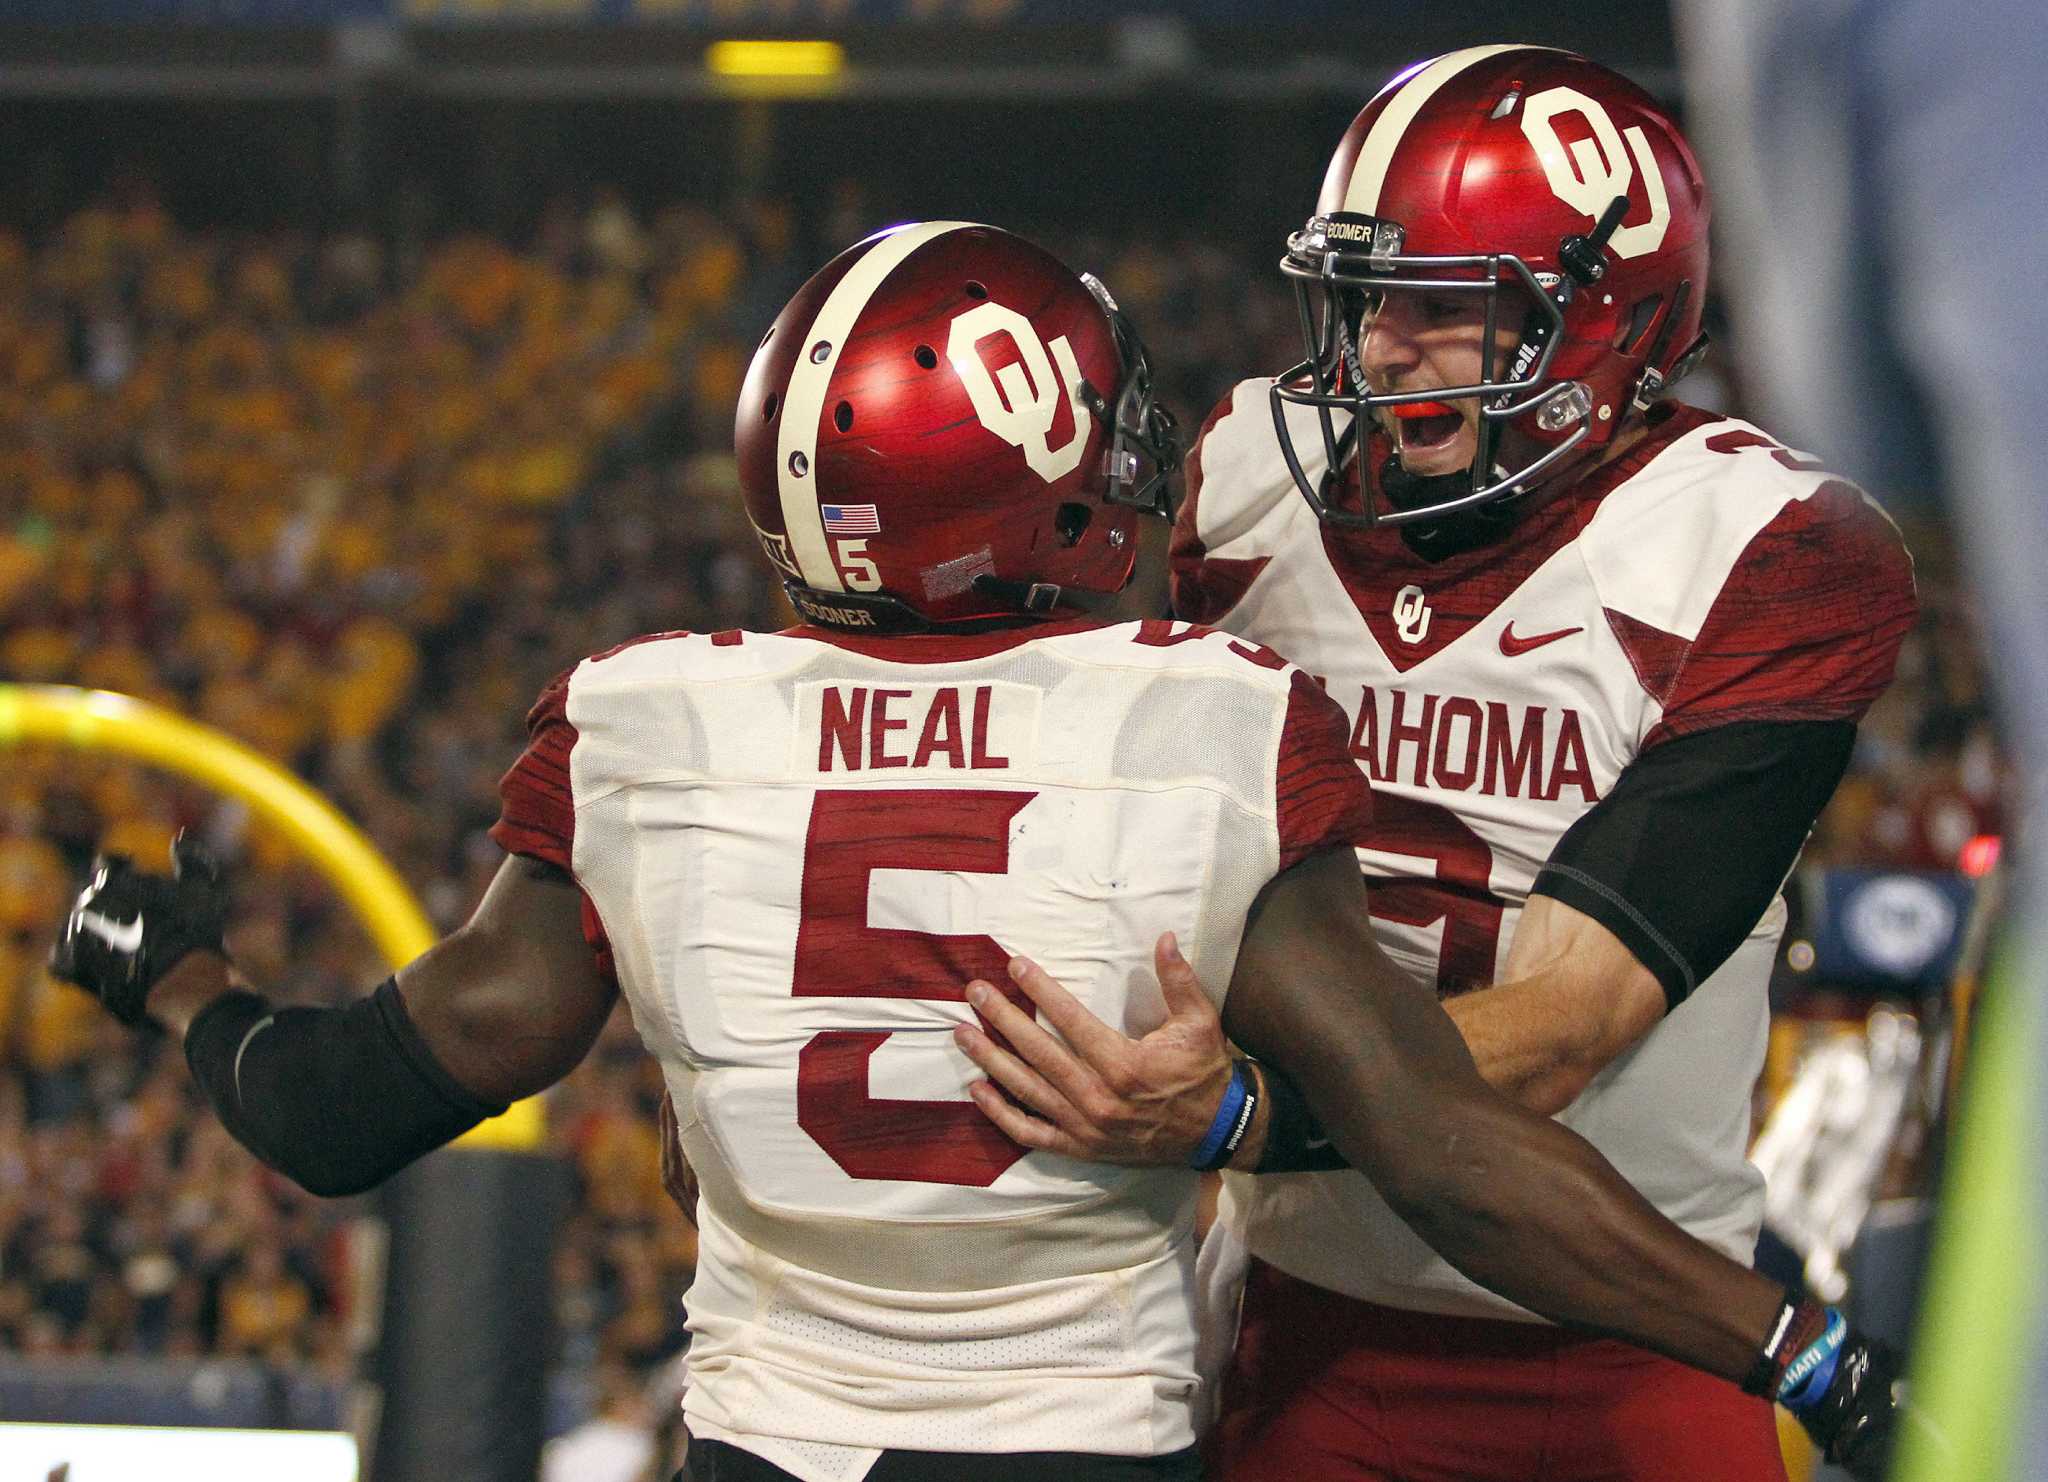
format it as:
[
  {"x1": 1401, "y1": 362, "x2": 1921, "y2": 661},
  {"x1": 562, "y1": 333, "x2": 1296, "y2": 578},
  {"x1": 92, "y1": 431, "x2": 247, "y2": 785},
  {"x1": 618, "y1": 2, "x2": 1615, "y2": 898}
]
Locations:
[
  {"x1": 1174, "y1": 387, "x2": 1915, "y2": 1319},
  {"x1": 491, "y1": 616, "x2": 1371, "y2": 1480}
]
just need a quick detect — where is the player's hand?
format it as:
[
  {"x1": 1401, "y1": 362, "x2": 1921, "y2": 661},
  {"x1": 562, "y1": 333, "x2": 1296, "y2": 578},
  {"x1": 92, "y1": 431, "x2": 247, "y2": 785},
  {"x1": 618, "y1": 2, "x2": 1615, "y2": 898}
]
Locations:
[
  {"x1": 954, "y1": 932, "x2": 1234, "y2": 1166},
  {"x1": 658, "y1": 1089, "x2": 700, "y2": 1226},
  {"x1": 48, "y1": 832, "x2": 230, "y2": 1028},
  {"x1": 1791, "y1": 1328, "x2": 1904, "y2": 1481}
]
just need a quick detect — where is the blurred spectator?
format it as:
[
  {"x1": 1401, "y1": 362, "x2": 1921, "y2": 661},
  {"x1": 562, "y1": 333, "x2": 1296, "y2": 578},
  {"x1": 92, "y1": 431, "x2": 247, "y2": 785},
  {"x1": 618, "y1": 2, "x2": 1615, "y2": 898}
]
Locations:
[
  {"x1": 540, "y1": 1361, "x2": 657, "y2": 1482},
  {"x1": 217, "y1": 1239, "x2": 313, "y2": 1357}
]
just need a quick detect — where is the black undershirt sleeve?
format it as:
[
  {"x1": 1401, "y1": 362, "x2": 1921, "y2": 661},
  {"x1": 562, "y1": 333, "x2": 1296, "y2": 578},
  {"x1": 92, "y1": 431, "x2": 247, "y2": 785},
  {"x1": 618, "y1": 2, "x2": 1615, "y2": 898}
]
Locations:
[
  {"x1": 185, "y1": 977, "x2": 506, "y2": 1198},
  {"x1": 1530, "y1": 719, "x2": 1856, "y2": 1011}
]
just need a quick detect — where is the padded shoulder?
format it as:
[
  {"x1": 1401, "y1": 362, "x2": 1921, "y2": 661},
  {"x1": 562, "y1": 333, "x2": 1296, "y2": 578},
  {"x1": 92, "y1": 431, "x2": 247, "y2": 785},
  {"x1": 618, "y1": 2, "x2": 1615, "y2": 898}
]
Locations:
[
  {"x1": 1044, "y1": 617, "x2": 1302, "y2": 693},
  {"x1": 1170, "y1": 380, "x2": 1319, "y2": 622},
  {"x1": 576, "y1": 628, "x2": 808, "y2": 688},
  {"x1": 1582, "y1": 417, "x2": 1917, "y2": 739},
  {"x1": 1581, "y1": 416, "x2": 1843, "y2": 642}
]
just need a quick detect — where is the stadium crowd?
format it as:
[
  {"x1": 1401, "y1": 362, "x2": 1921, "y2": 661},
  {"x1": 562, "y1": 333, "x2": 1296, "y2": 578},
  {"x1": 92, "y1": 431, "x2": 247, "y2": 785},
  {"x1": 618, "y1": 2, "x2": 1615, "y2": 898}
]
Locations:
[{"x1": 0, "y1": 186, "x2": 2000, "y2": 1455}]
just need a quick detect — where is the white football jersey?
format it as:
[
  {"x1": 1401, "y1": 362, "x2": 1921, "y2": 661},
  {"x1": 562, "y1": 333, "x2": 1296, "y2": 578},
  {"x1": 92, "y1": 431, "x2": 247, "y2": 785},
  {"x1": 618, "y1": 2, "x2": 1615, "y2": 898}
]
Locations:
[
  {"x1": 1175, "y1": 387, "x2": 1915, "y2": 1320},
  {"x1": 493, "y1": 616, "x2": 1372, "y2": 1476}
]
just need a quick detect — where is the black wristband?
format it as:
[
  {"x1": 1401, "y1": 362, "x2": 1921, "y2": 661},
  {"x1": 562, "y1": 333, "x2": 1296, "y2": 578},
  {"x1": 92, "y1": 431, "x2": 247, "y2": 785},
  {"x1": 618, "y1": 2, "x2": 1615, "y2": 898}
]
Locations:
[
  {"x1": 1254, "y1": 1061, "x2": 1350, "y2": 1174},
  {"x1": 1743, "y1": 1293, "x2": 1830, "y2": 1397}
]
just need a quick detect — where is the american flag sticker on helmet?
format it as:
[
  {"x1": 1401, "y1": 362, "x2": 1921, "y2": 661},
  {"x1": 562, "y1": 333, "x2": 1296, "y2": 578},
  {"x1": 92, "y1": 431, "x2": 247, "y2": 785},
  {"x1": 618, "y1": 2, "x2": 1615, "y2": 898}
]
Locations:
[{"x1": 822, "y1": 504, "x2": 881, "y2": 534}]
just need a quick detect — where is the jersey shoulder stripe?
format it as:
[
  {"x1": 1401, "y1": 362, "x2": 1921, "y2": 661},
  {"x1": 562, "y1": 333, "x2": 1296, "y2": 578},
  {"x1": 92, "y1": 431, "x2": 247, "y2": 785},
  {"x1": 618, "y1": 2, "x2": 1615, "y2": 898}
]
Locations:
[
  {"x1": 1581, "y1": 413, "x2": 1853, "y2": 642},
  {"x1": 1582, "y1": 412, "x2": 1917, "y2": 738}
]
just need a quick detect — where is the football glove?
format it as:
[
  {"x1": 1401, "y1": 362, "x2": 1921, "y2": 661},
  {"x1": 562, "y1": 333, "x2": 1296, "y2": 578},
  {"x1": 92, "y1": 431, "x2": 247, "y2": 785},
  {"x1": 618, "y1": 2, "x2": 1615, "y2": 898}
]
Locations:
[
  {"x1": 49, "y1": 832, "x2": 230, "y2": 1027},
  {"x1": 1778, "y1": 1307, "x2": 1902, "y2": 1481}
]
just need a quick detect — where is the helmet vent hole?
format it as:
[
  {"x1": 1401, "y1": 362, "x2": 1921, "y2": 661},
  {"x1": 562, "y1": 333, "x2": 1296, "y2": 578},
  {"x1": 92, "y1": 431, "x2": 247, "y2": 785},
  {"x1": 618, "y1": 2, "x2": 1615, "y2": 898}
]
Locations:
[
  {"x1": 759, "y1": 327, "x2": 774, "y2": 349},
  {"x1": 834, "y1": 401, "x2": 854, "y2": 433},
  {"x1": 964, "y1": 281, "x2": 988, "y2": 300},
  {"x1": 913, "y1": 344, "x2": 938, "y2": 370},
  {"x1": 762, "y1": 391, "x2": 779, "y2": 422},
  {"x1": 810, "y1": 340, "x2": 832, "y2": 364},
  {"x1": 788, "y1": 451, "x2": 809, "y2": 478},
  {"x1": 1054, "y1": 502, "x2": 1092, "y2": 547}
]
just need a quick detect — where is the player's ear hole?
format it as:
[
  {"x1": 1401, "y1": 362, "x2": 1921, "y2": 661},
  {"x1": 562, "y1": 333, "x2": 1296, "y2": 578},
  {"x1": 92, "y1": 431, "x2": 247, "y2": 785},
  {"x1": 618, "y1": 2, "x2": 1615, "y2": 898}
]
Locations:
[
  {"x1": 1055, "y1": 503, "x2": 1091, "y2": 547},
  {"x1": 1618, "y1": 295, "x2": 1662, "y2": 351}
]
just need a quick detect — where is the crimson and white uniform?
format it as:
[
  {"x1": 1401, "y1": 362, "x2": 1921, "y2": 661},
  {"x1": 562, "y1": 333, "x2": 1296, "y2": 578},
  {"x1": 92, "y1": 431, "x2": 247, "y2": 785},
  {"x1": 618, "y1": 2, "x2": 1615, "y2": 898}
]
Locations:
[
  {"x1": 494, "y1": 616, "x2": 1372, "y2": 1482},
  {"x1": 1175, "y1": 389, "x2": 1914, "y2": 1477},
  {"x1": 1182, "y1": 389, "x2": 1914, "y2": 1315}
]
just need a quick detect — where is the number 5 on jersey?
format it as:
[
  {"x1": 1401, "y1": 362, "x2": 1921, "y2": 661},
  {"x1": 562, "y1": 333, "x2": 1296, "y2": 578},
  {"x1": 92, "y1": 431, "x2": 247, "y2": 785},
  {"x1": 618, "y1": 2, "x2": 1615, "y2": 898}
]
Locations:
[{"x1": 793, "y1": 788, "x2": 1038, "y2": 1186}]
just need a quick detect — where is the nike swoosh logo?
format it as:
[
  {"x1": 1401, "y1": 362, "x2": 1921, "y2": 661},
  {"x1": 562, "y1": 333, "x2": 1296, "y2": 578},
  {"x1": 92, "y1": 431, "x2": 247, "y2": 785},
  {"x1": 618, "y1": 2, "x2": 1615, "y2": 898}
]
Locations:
[
  {"x1": 1499, "y1": 622, "x2": 1584, "y2": 657},
  {"x1": 76, "y1": 909, "x2": 145, "y2": 954}
]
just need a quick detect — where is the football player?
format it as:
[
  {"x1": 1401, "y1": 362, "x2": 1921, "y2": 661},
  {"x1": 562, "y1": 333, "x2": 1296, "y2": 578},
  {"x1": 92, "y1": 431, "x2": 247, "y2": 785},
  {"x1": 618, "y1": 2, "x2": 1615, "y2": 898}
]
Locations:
[
  {"x1": 54, "y1": 220, "x2": 1892, "y2": 1482},
  {"x1": 954, "y1": 46, "x2": 1917, "y2": 1482}
]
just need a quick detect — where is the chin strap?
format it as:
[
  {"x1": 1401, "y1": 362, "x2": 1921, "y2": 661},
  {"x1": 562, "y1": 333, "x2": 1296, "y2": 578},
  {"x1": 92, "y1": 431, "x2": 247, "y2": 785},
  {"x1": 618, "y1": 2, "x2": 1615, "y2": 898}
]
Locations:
[
  {"x1": 1380, "y1": 452, "x2": 1521, "y2": 559},
  {"x1": 968, "y1": 575, "x2": 1068, "y2": 615}
]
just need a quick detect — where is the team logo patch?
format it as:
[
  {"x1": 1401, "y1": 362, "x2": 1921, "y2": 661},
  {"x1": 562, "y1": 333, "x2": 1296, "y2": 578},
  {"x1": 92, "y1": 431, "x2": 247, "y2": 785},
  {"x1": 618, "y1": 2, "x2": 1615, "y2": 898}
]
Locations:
[
  {"x1": 1393, "y1": 584, "x2": 1432, "y2": 645},
  {"x1": 1519, "y1": 86, "x2": 1671, "y2": 259},
  {"x1": 753, "y1": 527, "x2": 804, "y2": 581},
  {"x1": 822, "y1": 504, "x2": 881, "y2": 535},
  {"x1": 947, "y1": 300, "x2": 1089, "y2": 484}
]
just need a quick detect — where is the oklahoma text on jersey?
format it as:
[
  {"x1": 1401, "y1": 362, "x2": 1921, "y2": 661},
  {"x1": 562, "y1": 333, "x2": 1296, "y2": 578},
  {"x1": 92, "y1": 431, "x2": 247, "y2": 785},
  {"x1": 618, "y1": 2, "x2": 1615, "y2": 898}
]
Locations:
[{"x1": 1173, "y1": 387, "x2": 1915, "y2": 1319}]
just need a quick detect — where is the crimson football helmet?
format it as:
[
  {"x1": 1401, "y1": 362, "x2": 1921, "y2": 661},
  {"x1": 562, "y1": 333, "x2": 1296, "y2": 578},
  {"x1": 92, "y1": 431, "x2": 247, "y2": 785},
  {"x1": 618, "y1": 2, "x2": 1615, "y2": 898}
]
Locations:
[
  {"x1": 1273, "y1": 45, "x2": 1712, "y2": 528},
  {"x1": 735, "y1": 222, "x2": 1178, "y2": 630}
]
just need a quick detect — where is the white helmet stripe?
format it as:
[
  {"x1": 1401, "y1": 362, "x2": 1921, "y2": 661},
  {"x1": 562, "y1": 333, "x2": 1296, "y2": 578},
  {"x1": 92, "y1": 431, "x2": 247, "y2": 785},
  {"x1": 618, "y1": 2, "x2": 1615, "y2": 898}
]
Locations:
[
  {"x1": 777, "y1": 220, "x2": 978, "y2": 592},
  {"x1": 1341, "y1": 44, "x2": 1547, "y2": 217}
]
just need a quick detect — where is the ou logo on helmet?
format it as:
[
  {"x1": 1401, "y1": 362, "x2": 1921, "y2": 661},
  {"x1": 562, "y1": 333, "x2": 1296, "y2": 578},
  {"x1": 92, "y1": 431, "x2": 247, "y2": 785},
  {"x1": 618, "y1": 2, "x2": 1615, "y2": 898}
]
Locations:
[
  {"x1": 947, "y1": 300, "x2": 1090, "y2": 483},
  {"x1": 1518, "y1": 86, "x2": 1671, "y2": 259}
]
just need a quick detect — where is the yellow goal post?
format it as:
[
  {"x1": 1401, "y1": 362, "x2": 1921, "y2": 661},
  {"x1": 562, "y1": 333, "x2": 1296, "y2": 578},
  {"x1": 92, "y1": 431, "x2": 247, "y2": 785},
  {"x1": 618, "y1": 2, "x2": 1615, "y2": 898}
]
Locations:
[{"x1": 0, "y1": 683, "x2": 542, "y2": 1149}]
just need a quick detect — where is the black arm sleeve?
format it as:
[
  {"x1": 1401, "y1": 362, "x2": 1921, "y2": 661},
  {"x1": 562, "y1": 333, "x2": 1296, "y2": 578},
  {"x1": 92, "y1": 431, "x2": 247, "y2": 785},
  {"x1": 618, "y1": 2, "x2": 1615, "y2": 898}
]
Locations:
[
  {"x1": 1531, "y1": 720, "x2": 1857, "y2": 1010},
  {"x1": 1254, "y1": 1059, "x2": 1351, "y2": 1173},
  {"x1": 185, "y1": 978, "x2": 507, "y2": 1198}
]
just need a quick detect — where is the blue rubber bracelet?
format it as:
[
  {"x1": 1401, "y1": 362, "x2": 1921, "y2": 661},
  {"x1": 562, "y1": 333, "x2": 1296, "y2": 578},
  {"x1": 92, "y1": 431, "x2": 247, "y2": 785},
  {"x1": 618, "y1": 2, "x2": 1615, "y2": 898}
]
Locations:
[
  {"x1": 1779, "y1": 1308, "x2": 1848, "y2": 1410},
  {"x1": 1190, "y1": 1061, "x2": 1250, "y2": 1170}
]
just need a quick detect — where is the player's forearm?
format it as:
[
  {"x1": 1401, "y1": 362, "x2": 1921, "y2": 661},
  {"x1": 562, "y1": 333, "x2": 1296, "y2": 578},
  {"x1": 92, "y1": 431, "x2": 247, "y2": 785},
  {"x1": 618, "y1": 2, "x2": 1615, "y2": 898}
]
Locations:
[
  {"x1": 150, "y1": 939, "x2": 510, "y2": 1198},
  {"x1": 178, "y1": 972, "x2": 506, "y2": 1197},
  {"x1": 1358, "y1": 1078, "x2": 1783, "y2": 1381},
  {"x1": 148, "y1": 949, "x2": 240, "y2": 1038},
  {"x1": 1441, "y1": 978, "x2": 1606, "y2": 1114}
]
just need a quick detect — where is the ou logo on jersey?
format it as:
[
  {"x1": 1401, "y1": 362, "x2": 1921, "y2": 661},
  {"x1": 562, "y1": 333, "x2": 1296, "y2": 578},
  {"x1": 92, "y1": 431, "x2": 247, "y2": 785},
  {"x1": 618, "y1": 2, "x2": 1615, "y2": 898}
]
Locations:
[
  {"x1": 1393, "y1": 584, "x2": 1431, "y2": 645},
  {"x1": 1519, "y1": 86, "x2": 1671, "y2": 259},
  {"x1": 947, "y1": 300, "x2": 1089, "y2": 483}
]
